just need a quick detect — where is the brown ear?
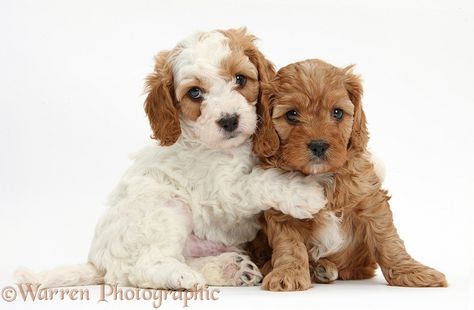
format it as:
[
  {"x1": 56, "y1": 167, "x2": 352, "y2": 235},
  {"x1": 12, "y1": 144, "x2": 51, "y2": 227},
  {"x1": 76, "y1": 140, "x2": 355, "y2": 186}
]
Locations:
[
  {"x1": 224, "y1": 28, "x2": 280, "y2": 157},
  {"x1": 343, "y1": 65, "x2": 368, "y2": 151},
  {"x1": 253, "y1": 79, "x2": 280, "y2": 158},
  {"x1": 144, "y1": 51, "x2": 181, "y2": 146}
]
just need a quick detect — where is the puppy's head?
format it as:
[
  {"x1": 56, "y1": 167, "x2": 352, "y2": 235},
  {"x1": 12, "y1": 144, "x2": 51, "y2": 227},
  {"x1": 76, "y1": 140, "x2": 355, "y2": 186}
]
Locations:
[
  {"x1": 144, "y1": 28, "x2": 276, "y2": 151},
  {"x1": 256, "y1": 59, "x2": 368, "y2": 174}
]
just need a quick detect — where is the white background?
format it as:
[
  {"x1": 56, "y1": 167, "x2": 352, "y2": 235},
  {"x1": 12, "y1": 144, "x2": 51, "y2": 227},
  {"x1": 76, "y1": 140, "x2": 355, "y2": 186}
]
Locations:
[{"x1": 1, "y1": 0, "x2": 473, "y2": 309}]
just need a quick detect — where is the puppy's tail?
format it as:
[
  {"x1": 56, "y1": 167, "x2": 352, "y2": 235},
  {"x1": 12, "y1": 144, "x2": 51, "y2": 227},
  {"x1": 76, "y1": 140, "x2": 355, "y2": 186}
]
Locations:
[{"x1": 14, "y1": 263, "x2": 104, "y2": 288}]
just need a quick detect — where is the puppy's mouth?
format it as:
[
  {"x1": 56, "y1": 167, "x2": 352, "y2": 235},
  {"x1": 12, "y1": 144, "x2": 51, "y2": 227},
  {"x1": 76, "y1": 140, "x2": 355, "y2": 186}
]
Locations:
[
  {"x1": 307, "y1": 161, "x2": 330, "y2": 175},
  {"x1": 307, "y1": 153, "x2": 331, "y2": 174},
  {"x1": 223, "y1": 131, "x2": 241, "y2": 139},
  {"x1": 310, "y1": 155, "x2": 327, "y2": 164}
]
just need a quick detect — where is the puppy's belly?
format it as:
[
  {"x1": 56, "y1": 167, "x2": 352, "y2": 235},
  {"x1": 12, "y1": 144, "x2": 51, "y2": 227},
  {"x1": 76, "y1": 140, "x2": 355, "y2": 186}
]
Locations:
[
  {"x1": 183, "y1": 234, "x2": 239, "y2": 257},
  {"x1": 309, "y1": 211, "x2": 346, "y2": 261}
]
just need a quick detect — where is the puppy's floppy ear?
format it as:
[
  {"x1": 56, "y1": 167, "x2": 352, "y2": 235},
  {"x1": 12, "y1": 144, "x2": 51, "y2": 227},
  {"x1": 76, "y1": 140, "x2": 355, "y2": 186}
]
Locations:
[
  {"x1": 253, "y1": 80, "x2": 280, "y2": 158},
  {"x1": 343, "y1": 65, "x2": 368, "y2": 151},
  {"x1": 144, "y1": 50, "x2": 181, "y2": 146},
  {"x1": 227, "y1": 28, "x2": 280, "y2": 157}
]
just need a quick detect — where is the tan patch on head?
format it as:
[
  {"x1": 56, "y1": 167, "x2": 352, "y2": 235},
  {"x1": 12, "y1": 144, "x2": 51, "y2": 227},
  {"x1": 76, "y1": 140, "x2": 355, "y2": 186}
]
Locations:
[
  {"x1": 219, "y1": 28, "x2": 261, "y2": 105},
  {"x1": 219, "y1": 27, "x2": 279, "y2": 157},
  {"x1": 179, "y1": 97, "x2": 201, "y2": 121},
  {"x1": 175, "y1": 78, "x2": 208, "y2": 121},
  {"x1": 220, "y1": 55, "x2": 259, "y2": 104}
]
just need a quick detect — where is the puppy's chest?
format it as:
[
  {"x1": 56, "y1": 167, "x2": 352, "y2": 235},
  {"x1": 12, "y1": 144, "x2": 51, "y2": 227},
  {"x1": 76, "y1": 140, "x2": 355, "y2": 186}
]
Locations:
[
  {"x1": 308, "y1": 211, "x2": 347, "y2": 261},
  {"x1": 191, "y1": 210, "x2": 259, "y2": 246},
  {"x1": 182, "y1": 157, "x2": 260, "y2": 245},
  {"x1": 185, "y1": 173, "x2": 260, "y2": 245}
]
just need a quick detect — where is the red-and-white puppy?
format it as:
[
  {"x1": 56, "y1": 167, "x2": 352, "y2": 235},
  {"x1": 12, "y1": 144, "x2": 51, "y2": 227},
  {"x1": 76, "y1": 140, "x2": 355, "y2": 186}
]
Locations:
[{"x1": 16, "y1": 29, "x2": 327, "y2": 290}]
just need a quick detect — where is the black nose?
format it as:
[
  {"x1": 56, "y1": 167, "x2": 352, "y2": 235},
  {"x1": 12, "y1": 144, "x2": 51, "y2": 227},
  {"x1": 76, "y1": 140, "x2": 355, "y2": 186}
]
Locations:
[
  {"x1": 217, "y1": 114, "x2": 239, "y2": 132},
  {"x1": 308, "y1": 140, "x2": 329, "y2": 157}
]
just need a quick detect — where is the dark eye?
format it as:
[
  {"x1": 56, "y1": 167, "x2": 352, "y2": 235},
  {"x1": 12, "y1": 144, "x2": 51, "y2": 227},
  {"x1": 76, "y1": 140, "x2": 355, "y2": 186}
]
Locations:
[
  {"x1": 332, "y1": 108, "x2": 344, "y2": 120},
  {"x1": 285, "y1": 110, "x2": 299, "y2": 124},
  {"x1": 187, "y1": 87, "x2": 203, "y2": 101},
  {"x1": 235, "y1": 74, "x2": 247, "y2": 87}
]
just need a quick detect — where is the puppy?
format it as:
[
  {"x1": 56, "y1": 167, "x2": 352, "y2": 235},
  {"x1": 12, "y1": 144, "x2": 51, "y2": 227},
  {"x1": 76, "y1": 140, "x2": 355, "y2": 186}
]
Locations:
[
  {"x1": 248, "y1": 59, "x2": 447, "y2": 290},
  {"x1": 15, "y1": 30, "x2": 327, "y2": 290}
]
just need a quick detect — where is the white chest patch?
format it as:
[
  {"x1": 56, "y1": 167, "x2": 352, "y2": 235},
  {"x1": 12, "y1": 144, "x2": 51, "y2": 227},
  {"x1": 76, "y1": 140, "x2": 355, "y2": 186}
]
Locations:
[{"x1": 308, "y1": 211, "x2": 346, "y2": 261}]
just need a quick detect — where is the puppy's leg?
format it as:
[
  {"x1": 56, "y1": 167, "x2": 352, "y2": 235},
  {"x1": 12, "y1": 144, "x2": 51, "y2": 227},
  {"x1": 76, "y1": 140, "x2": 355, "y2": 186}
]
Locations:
[
  {"x1": 260, "y1": 260, "x2": 273, "y2": 276},
  {"x1": 310, "y1": 258, "x2": 338, "y2": 283},
  {"x1": 306, "y1": 210, "x2": 344, "y2": 283},
  {"x1": 127, "y1": 199, "x2": 205, "y2": 289},
  {"x1": 129, "y1": 252, "x2": 205, "y2": 290},
  {"x1": 323, "y1": 214, "x2": 377, "y2": 281},
  {"x1": 187, "y1": 252, "x2": 262, "y2": 286},
  {"x1": 260, "y1": 209, "x2": 312, "y2": 291},
  {"x1": 334, "y1": 244, "x2": 377, "y2": 281},
  {"x1": 322, "y1": 244, "x2": 377, "y2": 281},
  {"x1": 362, "y1": 191, "x2": 447, "y2": 287},
  {"x1": 245, "y1": 216, "x2": 273, "y2": 274},
  {"x1": 90, "y1": 188, "x2": 205, "y2": 290},
  {"x1": 244, "y1": 168, "x2": 327, "y2": 219}
]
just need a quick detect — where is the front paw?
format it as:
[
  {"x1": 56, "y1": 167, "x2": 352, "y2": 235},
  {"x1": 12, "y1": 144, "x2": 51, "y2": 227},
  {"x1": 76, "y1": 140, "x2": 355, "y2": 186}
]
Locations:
[
  {"x1": 200, "y1": 252, "x2": 262, "y2": 286},
  {"x1": 384, "y1": 265, "x2": 447, "y2": 287},
  {"x1": 262, "y1": 266, "x2": 312, "y2": 291},
  {"x1": 223, "y1": 253, "x2": 262, "y2": 286},
  {"x1": 287, "y1": 177, "x2": 327, "y2": 219},
  {"x1": 310, "y1": 259, "x2": 338, "y2": 283},
  {"x1": 172, "y1": 269, "x2": 207, "y2": 290}
]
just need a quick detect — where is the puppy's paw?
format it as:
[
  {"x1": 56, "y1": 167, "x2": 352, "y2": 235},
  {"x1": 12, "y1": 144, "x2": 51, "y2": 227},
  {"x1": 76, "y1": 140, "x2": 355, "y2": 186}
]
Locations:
[
  {"x1": 197, "y1": 252, "x2": 262, "y2": 286},
  {"x1": 310, "y1": 259, "x2": 338, "y2": 283},
  {"x1": 285, "y1": 177, "x2": 327, "y2": 219},
  {"x1": 172, "y1": 268, "x2": 206, "y2": 290},
  {"x1": 223, "y1": 253, "x2": 262, "y2": 286},
  {"x1": 384, "y1": 265, "x2": 447, "y2": 287},
  {"x1": 262, "y1": 266, "x2": 312, "y2": 291}
]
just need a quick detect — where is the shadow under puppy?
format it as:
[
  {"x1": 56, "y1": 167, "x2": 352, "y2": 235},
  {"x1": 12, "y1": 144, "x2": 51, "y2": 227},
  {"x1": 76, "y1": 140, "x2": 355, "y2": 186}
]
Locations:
[{"x1": 248, "y1": 59, "x2": 447, "y2": 291}]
